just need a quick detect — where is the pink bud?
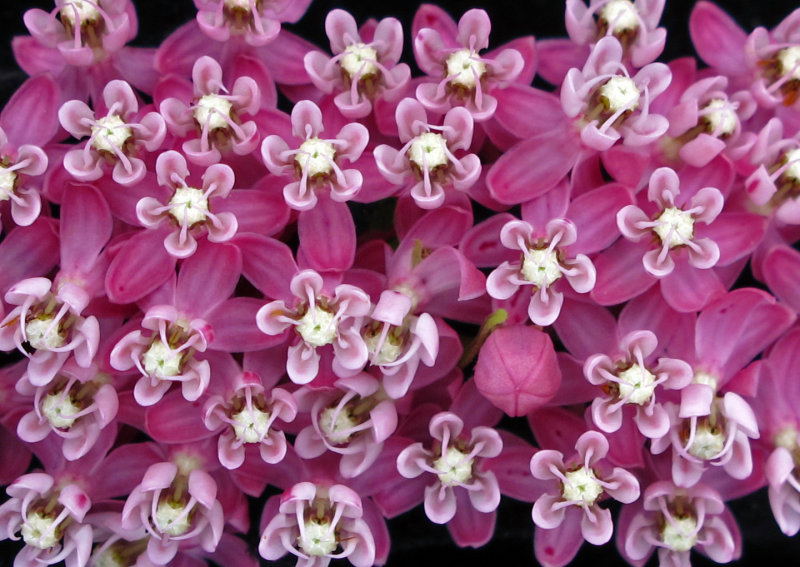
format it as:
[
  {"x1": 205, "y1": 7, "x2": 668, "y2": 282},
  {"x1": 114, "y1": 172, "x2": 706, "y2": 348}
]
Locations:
[{"x1": 474, "y1": 325, "x2": 561, "y2": 416}]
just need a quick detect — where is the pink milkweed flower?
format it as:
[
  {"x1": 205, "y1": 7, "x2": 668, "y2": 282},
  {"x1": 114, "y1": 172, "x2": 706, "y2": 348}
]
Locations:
[
  {"x1": 304, "y1": 10, "x2": 411, "y2": 119},
  {"x1": 294, "y1": 373, "x2": 398, "y2": 479},
  {"x1": 59, "y1": 80, "x2": 166, "y2": 185},
  {"x1": 136, "y1": 150, "x2": 238, "y2": 259},
  {"x1": 361, "y1": 289, "x2": 439, "y2": 399},
  {"x1": 373, "y1": 98, "x2": 481, "y2": 209},
  {"x1": 486, "y1": 218, "x2": 596, "y2": 327},
  {"x1": 20, "y1": 0, "x2": 135, "y2": 68},
  {"x1": 255, "y1": 269, "x2": 372, "y2": 385},
  {"x1": 621, "y1": 480, "x2": 741, "y2": 567},
  {"x1": 565, "y1": 0, "x2": 667, "y2": 68},
  {"x1": 664, "y1": 74, "x2": 756, "y2": 169},
  {"x1": 16, "y1": 358, "x2": 119, "y2": 462},
  {"x1": 0, "y1": 125, "x2": 47, "y2": 231},
  {"x1": 584, "y1": 329, "x2": 693, "y2": 439},
  {"x1": 160, "y1": 56, "x2": 261, "y2": 167},
  {"x1": 261, "y1": 100, "x2": 369, "y2": 210},
  {"x1": 110, "y1": 305, "x2": 211, "y2": 407},
  {"x1": 0, "y1": 277, "x2": 99, "y2": 388},
  {"x1": 259, "y1": 481, "x2": 376, "y2": 567},
  {"x1": 561, "y1": 36, "x2": 671, "y2": 152},
  {"x1": 0, "y1": 472, "x2": 93, "y2": 567},
  {"x1": 121, "y1": 460, "x2": 224, "y2": 565},
  {"x1": 203, "y1": 369, "x2": 297, "y2": 470},
  {"x1": 745, "y1": 118, "x2": 800, "y2": 224},
  {"x1": 397, "y1": 412, "x2": 502, "y2": 526},
  {"x1": 194, "y1": 0, "x2": 312, "y2": 47},
  {"x1": 530, "y1": 431, "x2": 640, "y2": 566},
  {"x1": 617, "y1": 166, "x2": 723, "y2": 277},
  {"x1": 413, "y1": 8, "x2": 524, "y2": 121}
]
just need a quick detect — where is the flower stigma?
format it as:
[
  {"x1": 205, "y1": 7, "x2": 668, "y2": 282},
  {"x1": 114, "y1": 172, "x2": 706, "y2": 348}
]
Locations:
[
  {"x1": 0, "y1": 165, "x2": 18, "y2": 200},
  {"x1": 155, "y1": 499, "x2": 192, "y2": 537},
  {"x1": 433, "y1": 446, "x2": 473, "y2": 486},
  {"x1": 598, "y1": 0, "x2": 639, "y2": 34},
  {"x1": 20, "y1": 511, "x2": 60, "y2": 549},
  {"x1": 168, "y1": 186, "x2": 209, "y2": 226},
  {"x1": 408, "y1": 132, "x2": 449, "y2": 170},
  {"x1": 296, "y1": 138, "x2": 336, "y2": 177},
  {"x1": 91, "y1": 115, "x2": 132, "y2": 154},
  {"x1": 445, "y1": 49, "x2": 486, "y2": 89},
  {"x1": 521, "y1": 248, "x2": 563, "y2": 287},
  {"x1": 297, "y1": 307, "x2": 337, "y2": 347},
  {"x1": 599, "y1": 76, "x2": 640, "y2": 113},
  {"x1": 562, "y1": 467, "x2": 603, "y2": 506},
  {"x1": 653, "y1": 207, "x2": 694, "y2": 248},
  {"x1": 340, "y1": 43, "x2": 380, "y2": 78},
  {"x1": 660, "y1": 515, "x2": 698, "y2": 552},
  {"x1": 142, "y1": 339, "x2": 183, "y2": 377},
  {"x1": 616, "y1": 363, "x2": 657, "y2": 405},
  {"x1": 231, "y1": 406, "x2": 271, "y2": 443},
  {"x1": 319, "y1": 406, "x2": 358, "y2": 444},
  {"x1": 194, "y1": 95, "x2": 234, "y2": 132},
  {"x1": 42, "y1": 391, "x2": 81, "y2": 429},
  {"x1": 299, "y1": 517, "x2": 337, "y2": 556}
]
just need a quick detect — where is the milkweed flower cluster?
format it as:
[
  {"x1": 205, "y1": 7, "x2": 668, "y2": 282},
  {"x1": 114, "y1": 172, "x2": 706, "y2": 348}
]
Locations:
[{"x1": 1, "y1": 1, "x2": 800, "y2": 566}]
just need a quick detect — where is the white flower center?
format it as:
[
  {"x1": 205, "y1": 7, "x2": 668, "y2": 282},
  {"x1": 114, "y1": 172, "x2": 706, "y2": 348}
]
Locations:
[
  {"x1": 408, "y1": 132, "x2": 449, "y2": 170},
  {"x1": 42, "y1": 392, "x2": 81, "y2": 429},
  {"x1": 365, "y1": 329, "x2": 403, "y2": 365},
  {"x1": 231, "y1": 406, "x2": 271, "y2": 443},
  {"x1": 0, "y1": 165, "x2": 17, "y2": 201},
  {"x1": 296, "y1": 138, "x2": 336, "y2": 177},
  {"x1": 660, "y1": 515, "x2": 698, "y2": 552},
  {"x1": 169, "y1": 186, "x2": 209, "y2": 226},
  {"x1": 599, "y1": 0, "x2": 639, "y2": 34},
  {"x1": 617, "y1": 363, "x2": 657, "y2": 405},
  {"x1": 297, "y1": 307, "x2": 337, "y2": 347},
  {"x1": 688, "y1": 422, "x2": 725, "y2": 460},
  {"x1": 562, "y1": 467, "x2": 603, "y2": 506},
  {"x1": 91, "y1": 115, "x2": 132, "y2": 153},
  {"x1": 775, "y1": 426, "x2": 799, "y2": 451},
  {"x1": 783, "y1": 148, "x2": 800, "y2": 184},
  {"x1": 155, "y1": 500, "x2": 192, "y2": 537},
  {"x1": 340, "y1": 43, "x2": 380, "y2": 78},
  {"x1": 778, "y1": 46, "x2": 800, "y2": 81},
  {"x1": 692, "y1": 370, "x2": 718, "y2": 391},
  {"x1": 445, "y1": 49, "x2": 486, "y2": 89},
  {"x1": 702, "y1": 99, "x2": 737, "y2": 136},
  {"x1": 93, "y1": 549, "x2": 126, "y2": 567},
  {"x1": 60, "y1": 0, "x2": 101, "y2": 24},
  {"x1": 599, "y1": 76, "x2": 640, "y2": 113},
  {"x1": 21, "y1": 512, "x2": 60, "y2": 549},
  {"x1": 224, "y1": 0, "x2": 253, "y2": 10},
  {"x1": 653, "y1": 207, "x2": 694, "y2": 248},
  {"x1": 299, "y1": 519, "x2": 337, "y2": 556},
  {"x1": 521, "y1": 248, "x2": 563, "y2": 287},
  {"x1": 319, "y1": 407, "x2": 358, "y2": 444},
  {"x1": 194, "y1": 94, "x2": 234, "y2": 132},
  {"x1": 433, "y1": 446, "x2": 473, "y2": 486},
  {"x1": 142, "y1": 339, "x2": 183, "y2": 378},
  {"x1": 25, "y1": 317, "x2": 66, "y2": 350}
]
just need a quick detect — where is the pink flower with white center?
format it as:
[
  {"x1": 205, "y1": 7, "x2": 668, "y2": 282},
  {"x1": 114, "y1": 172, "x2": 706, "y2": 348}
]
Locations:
[
  {"x1": 16, "y1": 359, "x2": 118, "y2": 462},
  {"x1": 259, "y1": 482, "x2": 375, "y2": 567},
  {"x1": 486, "y1": 219, "x2": 596, "y2": 327},
  {"x1": 584, "y1": 330, "x2": 693, "y2": 439},
  {"x1": 361, "y1": 289, "x2": 439, "y2": 399},
  {"x1": 664, "y1": 75, "x2": 756, "y2": 168},
  {"x1": 745, "y1": 118, "x2": 800, "y2": 224},
  {"x1": 622, "y1": 480, "x2": 741, "y2": 566},
  {"x1": 617, "y1": 166, "x2": 723, "y2": 277},
  {"x1": 110, "y1": 305, "x2": 211, "y2": 407},
  {"x1": 0, "y1": 277, "x2": 99, "y2": 388},
  {"x1": 0, "y1": 126, "x2": 46, "y2": 230},
  {"x1": 22, "y1": 0, "x2": 135, "y2": 67},
  {"x1": 304, "y1": 10, "x2": 411, "y2": 119},
  {"x1": 121, "y1": 460, "x2": 224, "y2": 565},
  {"x1": 652, "y1": 386, "x2": 760, "y2": 488},
  {"x1": 59, "y1": 80, "x2": 165, "y2": 185},
  {"x1": 255, "y1": 269, "x2": 371, "y2": 385},
  {"x1": 373, "y1": 98, "x2": 481, "y2": 209},
  {"x1": 160, "y1": 56, "x2": 260, "y2": 166},
  {"x1": 136, "y1": 150, "x2": 237, "y2": 259},
  {"x1": 413, "y1": 8, "x2": 524, "y2": 121},
  {"x1": 294, "y1": 373, "x2": 398, "y2": 478},
  {"x1": 0, "y1": 473, "x2": 92, "y2": 567},
  {"x1": 194, "y1": 0, "x2": 312, "y2": 46},
  {"x1": 396, "y1": 412, "x2": 502, "y2": 525},
  {"x1": 765, "y1": 427, "x2": 800, "y2": 536},
  {"x1": 565, "y1": 0, "x2": 667, "y2": 68},
  {"x1": 561, "y1": 36, "x2": 670, "y2": 151},
  {"x1": 203, "y1": 370, "x2": 297, "y2": 470},
  {"x1": 261, "y1": 100, "x2": 368, "y2": 210},
  {"x1": 531, "y1": 431, "x2": 639, "y2": 556}
]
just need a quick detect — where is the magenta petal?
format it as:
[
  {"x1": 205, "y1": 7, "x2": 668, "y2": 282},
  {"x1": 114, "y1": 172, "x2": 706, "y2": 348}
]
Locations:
[
  {"x1": 175, "y1": 241, "x2": 242, "y2": 315},
  {"x1": 60, "y1": 184, "x2": 112, "y2": 276},
  {"x1": 106, "y1": 229, "x2": 176, "y2": 304},
  {"x1": 145, "y1": 391, "x2": 214, "y2": 443},
  {"x1": 534, "y1": 511, "x2": 584, "y2": 567},
  {"x1": 1, "y1": 74, "x2": 60, "y2": 147},
  {"x1": 591, "y1": 239, "x2": 655, "y2": 306},
  {"x1": 487, "y1": 127, "x2": 579, "y2": 205},
  {"x1": 447, "y1": 490, "x2": 496, "y2": 548},
  {"x1": 234, "y1": 234, "x2": 297, "y2": 300},
  {"x1": 297, "y1": 197, "x2": 355, "y2": 272},
  {"x1": 659, "y1": 259, "x2": 725, "y2": 313},
  {"x1": 764, "y1": 246, "x2": 800, "y2": 312},
  {"x1": 689, "y1": 1, "x2": 747, "y2": 75}
]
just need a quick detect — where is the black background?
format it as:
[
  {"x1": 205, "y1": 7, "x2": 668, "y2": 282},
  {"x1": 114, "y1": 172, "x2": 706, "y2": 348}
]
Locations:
[{"x1": 1, "y1": 1, "x2": 800, "y2": 566}]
